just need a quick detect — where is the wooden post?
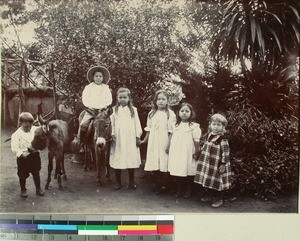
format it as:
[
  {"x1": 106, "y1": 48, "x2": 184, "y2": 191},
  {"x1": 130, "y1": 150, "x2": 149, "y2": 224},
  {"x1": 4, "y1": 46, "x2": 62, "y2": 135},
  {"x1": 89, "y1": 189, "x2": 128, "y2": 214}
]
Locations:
[
  {"x1": 50, "y1": 64, "x2": 58, "y2": 119},
  {"x1": 3, "y1": 62, "x2": 8, "y2": 126},
  {"x1": 17, "y1": 60, "x2": 25, "y2": 127}
]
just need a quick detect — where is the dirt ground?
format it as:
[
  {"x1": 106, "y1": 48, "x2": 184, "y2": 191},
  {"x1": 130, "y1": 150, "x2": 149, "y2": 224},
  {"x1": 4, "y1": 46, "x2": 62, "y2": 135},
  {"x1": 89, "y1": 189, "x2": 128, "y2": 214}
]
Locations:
[{"x1": 0, "y1": 127, "x2": 298, "y2": 214}]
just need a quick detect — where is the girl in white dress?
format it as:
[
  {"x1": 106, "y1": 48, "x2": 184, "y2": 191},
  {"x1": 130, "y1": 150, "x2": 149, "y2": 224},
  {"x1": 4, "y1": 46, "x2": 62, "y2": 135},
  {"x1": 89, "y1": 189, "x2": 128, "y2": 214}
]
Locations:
[
  {"x1": 140, "y1": 90, "x2": 176, "y2": 194},
  {"x1": 110, "y1": 88, "x2": 142, "y2": 190},
  {"x1": 168, "y1": 103, "x2": 201, "y2": 199}
]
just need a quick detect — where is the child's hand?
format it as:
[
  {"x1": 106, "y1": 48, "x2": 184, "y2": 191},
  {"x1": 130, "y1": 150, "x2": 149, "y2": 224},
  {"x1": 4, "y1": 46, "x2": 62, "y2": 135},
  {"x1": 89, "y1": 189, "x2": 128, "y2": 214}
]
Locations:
[
  {"x1": 20, "y1": 151, "x2": 30, "y2": 158},
  {"x1": 136, "y1": 137, "x2": 141, "y2": 147},
  {"x1": 219, "y1": 164, "x2": 226, "y2": 174},
  {"x1": 112, "y1": 135, "x2": 116, "y2": 142},
  {"x1": 28, "y1": 146, "x2": 35, "y2": 153},
  {"x1": 138, "y1": 140, "x2": 145, "y2": 147},
  {"x1": 193, "y1": 151, "x2": 200, "y2": 160}
]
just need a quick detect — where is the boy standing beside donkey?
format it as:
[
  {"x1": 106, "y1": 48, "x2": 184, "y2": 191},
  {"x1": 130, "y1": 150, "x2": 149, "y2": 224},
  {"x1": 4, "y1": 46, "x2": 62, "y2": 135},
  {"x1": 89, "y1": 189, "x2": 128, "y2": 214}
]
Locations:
[{"x1": 11, "y1": 112, "x2": 44, "y2": 198}]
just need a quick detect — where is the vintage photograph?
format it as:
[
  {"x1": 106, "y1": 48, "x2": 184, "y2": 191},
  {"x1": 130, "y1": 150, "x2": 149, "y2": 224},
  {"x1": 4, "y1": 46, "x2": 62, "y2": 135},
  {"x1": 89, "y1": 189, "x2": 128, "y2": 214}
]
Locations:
[{"x1": 0, "y1": 0, "x2": 299, "y2": 213}]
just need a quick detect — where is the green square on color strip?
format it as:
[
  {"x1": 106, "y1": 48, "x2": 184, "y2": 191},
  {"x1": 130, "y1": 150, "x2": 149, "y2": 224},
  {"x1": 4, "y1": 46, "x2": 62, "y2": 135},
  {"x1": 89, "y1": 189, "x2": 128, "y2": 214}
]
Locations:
[{"x1": 78, "y1": 225, "x2": 118, "y2": 230}]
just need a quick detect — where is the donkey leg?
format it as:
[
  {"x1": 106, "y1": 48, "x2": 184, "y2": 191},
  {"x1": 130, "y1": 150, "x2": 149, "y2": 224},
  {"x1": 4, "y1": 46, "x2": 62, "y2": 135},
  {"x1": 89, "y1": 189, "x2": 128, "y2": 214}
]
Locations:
[
  {"x1": 62, "y1": 153, "x2": 67, "y2": 181},
  {"x1": 45, "y1": 152, "x2": 54, "y2": 190},
  {"x1": 104, "y1": 148, "x2": 111, "y2": 182},
  {"x1": 95, "y1": 147, "x2": 103, "y2": 186},
  {"x1": 54, "y1": 157, "x2": 59, "y2": 179},
  {"x1": 83, "y1": 145, "x2": 88, "y2": 172},
  {"x1": 56, "y1": 154, "x2": 64, "y2": 190}
]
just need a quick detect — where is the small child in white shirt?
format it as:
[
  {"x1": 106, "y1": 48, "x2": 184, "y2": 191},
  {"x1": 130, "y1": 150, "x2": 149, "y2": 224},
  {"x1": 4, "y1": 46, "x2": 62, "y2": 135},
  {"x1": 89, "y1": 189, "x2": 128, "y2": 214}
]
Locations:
[
  {"x1": 76, "y1": 66, "x2": 112, "y2": 147},
  {"x1": 11, "y1": 112, "x2": 44, "y2": 198}
]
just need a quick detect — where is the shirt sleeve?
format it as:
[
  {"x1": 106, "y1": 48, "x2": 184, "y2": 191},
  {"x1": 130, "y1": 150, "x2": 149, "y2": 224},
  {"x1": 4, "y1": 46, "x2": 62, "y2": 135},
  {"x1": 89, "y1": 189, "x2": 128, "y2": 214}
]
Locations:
[
  {"x1": 110, "y1": 108, "x2": 116, "y2": 136},
  {"x1": 144, "y1": 112, "x2": 152, "y2": 132},
  {"x1": 220, "y1": 139, "x2": 230, "y2": 163},
  {"x1": 100, "y1": 85, "x2": 112, "y2": 109},
  {"x1": 192, "y1": 124, "x2": 202, "y2": 141},
  {"x1": 82, "y1": 85, "x2": 90, "y2": 108},
  {"x1": 11, "y1": 131, "x2": 23, "y2": 157},
  {"x1": 134, "y1": 108, "x2": 142, "y2": 138}
]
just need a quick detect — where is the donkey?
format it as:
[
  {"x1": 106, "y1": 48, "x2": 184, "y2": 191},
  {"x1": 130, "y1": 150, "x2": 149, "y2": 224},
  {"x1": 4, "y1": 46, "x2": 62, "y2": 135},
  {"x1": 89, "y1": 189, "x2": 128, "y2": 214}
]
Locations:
[
  {"x1": 31, "y1": 105, "x2": 68, "y2": 190},
  {"x1": 72, "y1": 108, "x2": 112, "y2": 185}
]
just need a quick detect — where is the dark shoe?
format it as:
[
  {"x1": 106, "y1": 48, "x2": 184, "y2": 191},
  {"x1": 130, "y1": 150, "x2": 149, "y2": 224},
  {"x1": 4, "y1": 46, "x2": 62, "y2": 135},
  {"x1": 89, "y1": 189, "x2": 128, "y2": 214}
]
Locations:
[
  {"x1": 200, "y1": 197, "x2": 212, "y2": 203},
  {"x1": 184, "y1": 187, "x2": 192, "y2": 199},
  {"x1": 150, "y1": 183, "x2": 160, "y2": 192},
  {"x1": 20, "y1": 190, "x2": 28, "y2": 198},
  {"x1": 156, "y1": 186, "x2": 168, "y2": 195},
  {"x1": 127, "y1": 182, "x2": 137, "y2": 190},
  {"x1": 36, "y1": 189, "x2": 44, "y2": 196},
  {"x1": 114, "y1": 182, "x2": 123, "y2": 190},
  {"x1": 174, "y1": 189, "x2": 183, "y2": 198},
  {"x1": 212, "y1": 200, "x2": 224, "y2": 208}
]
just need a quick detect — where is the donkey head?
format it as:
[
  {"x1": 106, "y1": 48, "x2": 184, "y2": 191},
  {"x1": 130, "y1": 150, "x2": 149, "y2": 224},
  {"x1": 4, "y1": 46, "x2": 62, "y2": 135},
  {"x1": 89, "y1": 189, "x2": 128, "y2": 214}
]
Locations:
[
  {"x1": 94, "y1": 107, "x2": 113, "y2": 149},
  {"x1": 30, "y1": 104, "x2": 51, "y2": 150}
]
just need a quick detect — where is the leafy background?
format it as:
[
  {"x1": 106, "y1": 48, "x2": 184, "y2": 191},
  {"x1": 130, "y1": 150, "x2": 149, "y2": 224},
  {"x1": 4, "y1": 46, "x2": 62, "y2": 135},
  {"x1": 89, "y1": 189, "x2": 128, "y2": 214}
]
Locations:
[{"x1": 1, "y1": 0, "x2": 299, "y2": 198}]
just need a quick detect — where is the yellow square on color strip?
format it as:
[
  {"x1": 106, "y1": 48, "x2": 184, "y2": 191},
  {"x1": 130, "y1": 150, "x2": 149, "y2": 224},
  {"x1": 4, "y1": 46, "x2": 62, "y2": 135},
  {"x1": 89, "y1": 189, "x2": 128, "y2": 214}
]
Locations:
[{"x1": 118, "y1": 225, "x2": 157, "y2": 231}]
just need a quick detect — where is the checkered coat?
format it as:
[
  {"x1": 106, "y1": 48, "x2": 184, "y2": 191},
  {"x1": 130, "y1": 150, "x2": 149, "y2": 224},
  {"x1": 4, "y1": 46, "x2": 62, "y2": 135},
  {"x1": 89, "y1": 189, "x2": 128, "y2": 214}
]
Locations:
[{"x1": 194, "y1": 133, "x2": 232, "y2": 191}]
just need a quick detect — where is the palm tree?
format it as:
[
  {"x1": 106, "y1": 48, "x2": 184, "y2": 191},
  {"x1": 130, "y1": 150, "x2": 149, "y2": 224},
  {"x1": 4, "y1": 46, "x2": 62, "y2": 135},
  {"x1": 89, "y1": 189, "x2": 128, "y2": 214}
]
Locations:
[
  {"x1": 211, "y1": 0, "x2": 299, "y2": 117},
  {"x1": 212, "y1": 0, "x2": 299, "y2": 72}
]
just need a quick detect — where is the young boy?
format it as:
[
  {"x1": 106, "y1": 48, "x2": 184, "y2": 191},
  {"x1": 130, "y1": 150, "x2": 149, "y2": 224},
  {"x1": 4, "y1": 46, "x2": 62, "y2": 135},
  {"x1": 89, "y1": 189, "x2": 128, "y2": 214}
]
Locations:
[
  {"x1": 76, "y1": 66, "x2": 112, "y2": 147},
  {"x1": 11, "y1": 112, "x2": 44, "y2": 198}
]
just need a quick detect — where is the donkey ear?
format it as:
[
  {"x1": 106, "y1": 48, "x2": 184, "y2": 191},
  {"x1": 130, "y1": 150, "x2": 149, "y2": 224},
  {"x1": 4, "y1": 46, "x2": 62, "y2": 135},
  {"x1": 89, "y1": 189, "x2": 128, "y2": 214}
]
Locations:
[{"x1": 106, "y1": 106, "x2": 113, "y2": 116}]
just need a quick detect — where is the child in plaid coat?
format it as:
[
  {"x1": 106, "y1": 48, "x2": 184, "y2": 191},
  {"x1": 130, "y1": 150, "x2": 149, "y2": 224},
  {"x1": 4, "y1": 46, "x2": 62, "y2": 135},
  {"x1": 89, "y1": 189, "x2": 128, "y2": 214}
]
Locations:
[{"x1": 194, "y1": 114, "x2": 232, "y2": 208}]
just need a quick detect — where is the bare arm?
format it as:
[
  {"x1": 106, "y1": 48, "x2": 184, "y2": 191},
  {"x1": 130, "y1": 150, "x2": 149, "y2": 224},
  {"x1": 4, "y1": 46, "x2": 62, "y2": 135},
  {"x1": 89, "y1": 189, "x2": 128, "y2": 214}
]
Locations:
[
  {"x1": 140, "y1": 132, "x2": 150, "y2": 145},
  {"x1": 165, "y1": 132, "x2": 172, "y2": 154},
  {"x1": 193, "y1": 140, "x2": 200, "y2": 160}
]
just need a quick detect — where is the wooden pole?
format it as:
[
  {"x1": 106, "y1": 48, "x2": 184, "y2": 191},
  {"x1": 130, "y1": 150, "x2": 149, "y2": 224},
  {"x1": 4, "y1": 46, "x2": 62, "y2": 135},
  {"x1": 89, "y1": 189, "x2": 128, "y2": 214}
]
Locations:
[
  {"x1": 50, "y1": 64, "x2": 58, "y2": 119},
  {"x1": 17, "y1": 60, "x2": 25, "y2": 127},
  {"x1": 3, "y1": 62, "x2": 8, "y2": 126}
]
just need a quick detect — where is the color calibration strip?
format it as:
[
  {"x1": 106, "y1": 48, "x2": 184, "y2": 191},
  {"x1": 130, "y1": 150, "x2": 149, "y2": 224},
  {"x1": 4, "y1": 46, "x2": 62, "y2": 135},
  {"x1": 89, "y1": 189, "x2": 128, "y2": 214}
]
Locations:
[{"x1": 0, "y1": 214, "x2": 174, "y2": 241}]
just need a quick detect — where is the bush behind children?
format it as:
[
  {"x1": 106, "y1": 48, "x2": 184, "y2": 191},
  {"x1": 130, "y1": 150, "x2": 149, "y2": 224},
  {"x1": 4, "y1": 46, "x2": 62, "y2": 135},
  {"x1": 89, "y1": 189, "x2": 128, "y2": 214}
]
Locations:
[{"x1": 11, "y1": 66, "x2": 232, "y2": 208}]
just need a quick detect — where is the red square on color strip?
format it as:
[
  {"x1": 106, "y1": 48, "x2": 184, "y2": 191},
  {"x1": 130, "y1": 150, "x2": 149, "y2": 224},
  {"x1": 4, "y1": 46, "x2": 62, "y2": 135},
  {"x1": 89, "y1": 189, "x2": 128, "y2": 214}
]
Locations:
[{"x1": 157, "y1": 225, "x2": 173, "y2": 234}]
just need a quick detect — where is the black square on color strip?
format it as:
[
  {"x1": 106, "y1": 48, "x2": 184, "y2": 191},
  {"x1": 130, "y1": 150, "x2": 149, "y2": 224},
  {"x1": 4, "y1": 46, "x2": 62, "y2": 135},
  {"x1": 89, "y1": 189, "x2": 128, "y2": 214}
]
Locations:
[
  {"x1": 139, "y1": 221, "x2": 156, "y2": 225},
  {"x1": 44, "y1": 230, "x2": 78, "y2": 235},
  {"x1": 33, "y1": 220, "x2": 51, "y2": 224},
  {"x1": 122, "y1": 221, "x2": 139, "y2": 225},
  {"x1": 87, "y1": 221, "x2": 104, "y2": 225},
  {"x1": 0, "y1": 219, "x2": 16, "y2": 224},
  {"x1": 51, "y1": 220, "x2": 68, "y2": 225},
  {"x1": 104, "y1": 221, "x2": 121, "y2": 225},
  {"x1": 69, "y1": 221, "x2": 86, "y2": 225},
  {"x1": 156, "y1": 220, "x2": 173, "y2": 225},
  {"x1": 17, "y1": 219, "x2": 32, "y2": 224}
]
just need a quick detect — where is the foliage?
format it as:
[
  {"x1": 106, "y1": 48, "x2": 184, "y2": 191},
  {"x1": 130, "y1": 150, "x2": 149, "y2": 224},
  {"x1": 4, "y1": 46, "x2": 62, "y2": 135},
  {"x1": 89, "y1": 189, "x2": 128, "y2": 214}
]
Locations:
[
  {"x1": 1, "y1": 0, "x2": 299, "y2": 198},
  {"x1": 226, "y1": 101, "x2": 298, "y2": 198},
  {"x1": 30, "y1": 0, "x2": 191, "y2": 112},
  {"x1": 212, "y1": 0, "x2": 300, "y2": 68}
]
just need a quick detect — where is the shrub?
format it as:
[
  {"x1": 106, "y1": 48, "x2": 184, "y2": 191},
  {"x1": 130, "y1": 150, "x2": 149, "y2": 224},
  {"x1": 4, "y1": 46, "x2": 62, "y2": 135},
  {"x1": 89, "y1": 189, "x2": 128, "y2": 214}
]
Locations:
[{"x1": 226, "y1": 101, "x2": 298, "y2": 198}]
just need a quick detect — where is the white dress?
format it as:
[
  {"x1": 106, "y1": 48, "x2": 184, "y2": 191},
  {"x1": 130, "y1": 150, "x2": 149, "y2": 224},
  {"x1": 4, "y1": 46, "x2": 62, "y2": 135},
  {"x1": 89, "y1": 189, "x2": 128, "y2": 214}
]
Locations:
[
  {"x1": 110, "y1": 106, "x2": 142, "y2": 169},
  {"x1": 144, "y1": 109, "x2": 176, "y2": 172},
  {"x1": 168, "y1": 122, "x2": 201, "y2": 177}
]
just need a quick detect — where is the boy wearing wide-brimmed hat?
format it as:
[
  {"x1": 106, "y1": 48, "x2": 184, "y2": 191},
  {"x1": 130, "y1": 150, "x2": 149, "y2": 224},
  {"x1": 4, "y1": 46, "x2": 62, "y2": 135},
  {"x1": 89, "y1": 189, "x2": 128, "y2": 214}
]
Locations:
[
  {"x1": 11, "y1": 112, "x2": 44, "y2": 198},
  {"x1": 76, "y1": 66, "x2": 112, "y2": 146}
]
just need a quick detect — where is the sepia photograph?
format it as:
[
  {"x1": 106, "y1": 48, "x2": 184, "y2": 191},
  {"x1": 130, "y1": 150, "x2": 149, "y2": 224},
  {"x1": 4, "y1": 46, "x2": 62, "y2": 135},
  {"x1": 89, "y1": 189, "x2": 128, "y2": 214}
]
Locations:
[{"x1": 0, "y1": 0, "x2": 299, "y2": 215}]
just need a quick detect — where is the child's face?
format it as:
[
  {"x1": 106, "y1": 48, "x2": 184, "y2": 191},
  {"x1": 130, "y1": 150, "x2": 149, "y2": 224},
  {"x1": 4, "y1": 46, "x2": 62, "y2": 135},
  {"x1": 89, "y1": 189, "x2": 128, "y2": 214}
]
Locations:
[
  {"x1": 156, "y1": 93, "x2": 168, "y2": 109},
  {"x1": 21, "y1": 121, "x2": 33, "y2": 132},
  {"x1": 210, "y1": 121, "x2": 223, "y2": 134},
  {"x1": 179, "y1": 106, "x2": 191, "y2": 121},
  {"x1": 118, "y1": 92, "x2": 130, "y2": 106},
  {"x1": 93, "y1": 71, "x2": 104, "y2": 85}
]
